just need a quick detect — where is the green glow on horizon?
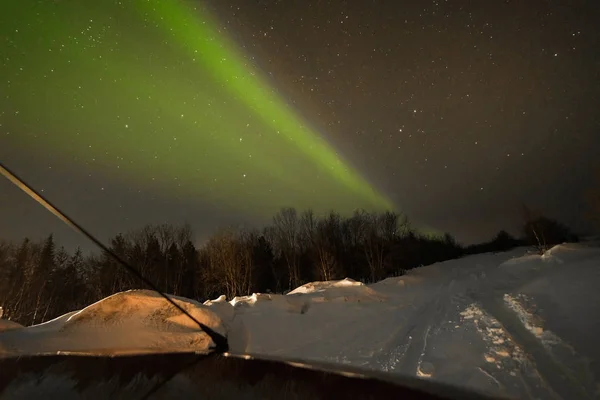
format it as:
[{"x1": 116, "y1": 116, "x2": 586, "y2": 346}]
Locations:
[{"x1": 1, "y1": 0, "x2": 394, "y2": 217}]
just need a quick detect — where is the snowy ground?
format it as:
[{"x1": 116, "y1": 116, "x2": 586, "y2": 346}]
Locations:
[{"x1": 1, "y1": 243, "x2": 599, "y2": 399}]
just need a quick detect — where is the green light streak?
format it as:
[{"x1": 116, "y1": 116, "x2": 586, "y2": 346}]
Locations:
[
  {"x1": 141, "y1": 0, "x2": 385, "y2": 204},
  {"x1": 1, "y1": 0, "x2": 394, "y2": 217}
]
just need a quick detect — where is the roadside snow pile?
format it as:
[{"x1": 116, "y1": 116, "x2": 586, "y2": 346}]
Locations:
[
  {"x1": 1, "y1": 242, "x2": 599, "y2": 399},
  {"x1": 0, "y1": 307, "x2": 23, "y2": 332},
  {"x1": 288, "y1": 277, "x2": 386, "y2": 303},
  {"x1": 0, "y1": 320, "x2": 23, "y2": 332},
  {"x1": 0, "y1": 290, "x2": 231, "y2": 355},
  {"x1": 288, "y1": 277, "x2": 363, "y2": 294}
]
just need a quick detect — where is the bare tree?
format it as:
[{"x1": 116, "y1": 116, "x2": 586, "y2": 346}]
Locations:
[
  {"x1": 521, "y1": 204, "x2": 547, "y2": 253},
  {"x1": 175, "y1": 223, "x2": 194, "y2": 250},
  {"x1": 362, "y1": 213, "x2": 385, "y2": 283},
  {"x1": 237, "y1": 229, "x2": 257, "y2": 296},
  {"x1": 299, "y1": 209, "x2": 317, "y2": 253},
  {"x1": 204, "y1": 229, "x2": 251, "y2": 299},
  {"x1": 0, "y1": 241, "x2": 14, "y2": 319},
  {"x1": 271, "y1": 207, "x2": 301, "y2": 290},
  {"x1": 262, "y1": 226, "x2": 283, "y2": 293},
  {"x1": 345, "y1": 210, "x2": 368, "y2": 248},
  {"x1": 314, "y1": 212, "x2": 342, "y2": 281},
  {"x1": 521, "y1": 204, "x2": 576, "y2": 253}
]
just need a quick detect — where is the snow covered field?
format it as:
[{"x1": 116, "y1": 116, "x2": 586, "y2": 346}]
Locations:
[{"x1": 1, "y1": 242, "x2": 599, "y2": 399}]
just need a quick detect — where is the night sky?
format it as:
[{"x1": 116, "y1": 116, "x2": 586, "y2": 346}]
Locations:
[{"x1": 1, "y1": 0, "x2": 599, "y2": 251}]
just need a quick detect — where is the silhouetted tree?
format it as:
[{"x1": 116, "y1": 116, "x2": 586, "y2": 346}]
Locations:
[
  {"x1": 465, "y1": 230, "x2": 524, "y2": 255},
  {"x1": 181, "y1": 240, "x2": 199, "y2": 299},
  {"x1": 270, "y1": 207, "x2": 301, "y2": 290},
  {"x1": 251, "y1": 234, "x2": 276, "y2": 293},
  {"x1": 521, "y1": 204, "x2": 577, "y2": 252}
]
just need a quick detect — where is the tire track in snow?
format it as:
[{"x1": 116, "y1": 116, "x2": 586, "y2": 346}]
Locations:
[
  {"x1": 476, "y1": 295, "x2": 593, "y2": 400},
  {"x1": 385, "y1": 281, "x2": 454, "y2": 378}
]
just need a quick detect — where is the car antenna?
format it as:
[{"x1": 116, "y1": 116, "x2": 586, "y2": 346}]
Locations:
[{"x1": 0, "y1": 161, "x2": 229, "y2": 353}]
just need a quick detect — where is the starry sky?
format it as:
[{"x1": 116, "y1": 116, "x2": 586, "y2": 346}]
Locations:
[{"x1": 1, "y1": 0, "x2": 599, "y2": 251}]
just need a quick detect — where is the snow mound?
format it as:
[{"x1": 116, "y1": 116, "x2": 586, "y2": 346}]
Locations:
[
  {"x1": 500, "y1": 243, "x2": 600, "y2": 268},
  {"x1": 374, "y1": 274, "x2": 426, "y2": 289},
  {"x1": 230, "y1": 293, "x2": 259, "y2": 307},
  {"x1": 232, "y1": 293, "x2": 310, "y2": 315},
  {"x1": 0, "y1": 290, "x2": 228, "y2": 356},
  {"x1": 0, "y1": 320, "x2": 23, "y2": 332},
  {"x1": 288, "y1": 277, "x2": 364, "y2": 294},
  {"x1": 62, "y1": 290, "x2": 224, "y2": 332},
  {"x1": 229, "y1": 292, "x2": 302, "y2": 308},
  {"x1": 203, "y1": 294, "x2": 227, "y2": 305},
  {"x1": 500, "y1": 253, "x2": 545, "y2": 267},
  {"x1": 543, "y1": 242, "x2": 600, "y2": 260},
  {"x1": 288, "y1": 278, "x2": 385, "y2": 303}
]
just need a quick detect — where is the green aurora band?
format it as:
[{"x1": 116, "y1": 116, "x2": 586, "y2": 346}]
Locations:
[{"x1": 1, "y1": 0, "x2": 394, "y2": 217}]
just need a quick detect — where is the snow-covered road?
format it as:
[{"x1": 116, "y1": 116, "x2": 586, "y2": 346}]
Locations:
[{"x1": 229, "y1": 244, "x2": 600, "y2": 399}]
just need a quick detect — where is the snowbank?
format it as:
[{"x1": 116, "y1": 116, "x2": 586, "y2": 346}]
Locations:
[
  {"x1": 2, "y1": 242, "x2": 600, "y2": 399},
  {"x1": 288, "y1": 277, "x2": 364, "y2": 294},
  {"x1": 0, "y1": 319, "x2": 23, "y2": 332},
  {"x1": 0, "y1": 290, "x2": 235, "y2": 355},
  {"x1": 288, "y1": 277, "x2": 386, "y2": 303}
]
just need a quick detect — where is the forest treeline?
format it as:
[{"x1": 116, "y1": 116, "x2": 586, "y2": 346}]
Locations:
[{"x1": 0, "y1": 207, "x2": 576, "y2": 326}]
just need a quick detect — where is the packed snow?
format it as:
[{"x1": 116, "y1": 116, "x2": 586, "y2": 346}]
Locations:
[{"x1": 1, "y1": 242, "x2": 599, "y2": 399}]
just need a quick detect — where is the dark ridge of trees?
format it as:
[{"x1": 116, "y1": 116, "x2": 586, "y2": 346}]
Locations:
[
  {"x1": 0, "y1": 207, "x2": 576, "y2": 326},
  {"x1": 464, "y1": 230, "x2": 525, "y2": 255},
  {"x1": 521, "y1": 205, "x2": 579, "y2": 253}
]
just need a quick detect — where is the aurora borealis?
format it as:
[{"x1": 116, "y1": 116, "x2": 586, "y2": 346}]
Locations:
[
  {"x1": 1, "y1": 0, "x2": 392, "y2": 216},
  {"x1": 2, "y1": 0, "x2": 599, "y2": 247}
]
